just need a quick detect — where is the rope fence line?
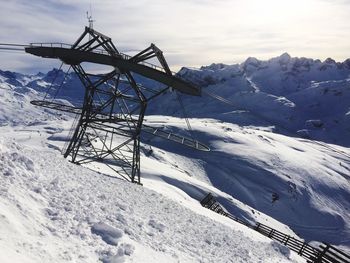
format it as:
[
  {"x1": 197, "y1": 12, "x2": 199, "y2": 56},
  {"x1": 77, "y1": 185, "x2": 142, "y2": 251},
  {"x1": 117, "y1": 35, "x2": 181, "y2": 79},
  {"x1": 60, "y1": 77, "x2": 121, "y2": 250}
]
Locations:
[{"x1": 200, "y1": 193, "x2": 350, "y2": 263}]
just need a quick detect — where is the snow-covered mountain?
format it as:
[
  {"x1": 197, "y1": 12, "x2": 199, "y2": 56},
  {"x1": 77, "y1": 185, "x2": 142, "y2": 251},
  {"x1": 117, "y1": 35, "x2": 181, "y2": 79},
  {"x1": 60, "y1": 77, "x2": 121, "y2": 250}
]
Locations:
[
  {"x1": 158, "y1": 53, "x2": 350, "y2": 147},
  {"x1": 2, "y1": 53, "x2": 349, "y2": 147},
  {"x1": 0, "y1": 53, "x2": 349, "y2": 262}
]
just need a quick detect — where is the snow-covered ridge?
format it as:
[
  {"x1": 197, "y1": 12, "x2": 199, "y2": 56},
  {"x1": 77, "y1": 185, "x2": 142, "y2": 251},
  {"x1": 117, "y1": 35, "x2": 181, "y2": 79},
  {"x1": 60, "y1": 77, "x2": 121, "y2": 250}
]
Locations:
[
  {"x1": 0, "y1": 68, "x2": 85, "y2": 105},
  {"x1": 179, "y1": 53, "x2": 350, "y2": 90},
  {"x1": 173, "y1": 53, "x2": 350, "y2": 147}
]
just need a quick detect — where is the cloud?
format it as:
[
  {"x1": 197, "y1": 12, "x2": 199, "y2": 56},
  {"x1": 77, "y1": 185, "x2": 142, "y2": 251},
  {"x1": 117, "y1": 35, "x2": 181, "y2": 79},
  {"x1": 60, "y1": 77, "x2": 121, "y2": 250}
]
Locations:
[{"x1": 0, "y1": 0, "x2": 349, "y2": 74}]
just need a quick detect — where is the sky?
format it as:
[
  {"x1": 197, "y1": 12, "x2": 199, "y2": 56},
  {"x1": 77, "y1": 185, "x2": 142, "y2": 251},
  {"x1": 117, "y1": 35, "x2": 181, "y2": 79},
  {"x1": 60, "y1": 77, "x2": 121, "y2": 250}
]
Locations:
[{"x1": 0, "y1": 0, "x2": 350, "y2": 73}]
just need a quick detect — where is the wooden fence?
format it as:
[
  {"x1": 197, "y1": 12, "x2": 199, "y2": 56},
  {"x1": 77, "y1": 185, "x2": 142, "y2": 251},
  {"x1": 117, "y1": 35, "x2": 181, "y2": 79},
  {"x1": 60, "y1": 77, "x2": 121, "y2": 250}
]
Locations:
[{"x1": 200, "y1": 193, "x2": 350, "y2": 263}]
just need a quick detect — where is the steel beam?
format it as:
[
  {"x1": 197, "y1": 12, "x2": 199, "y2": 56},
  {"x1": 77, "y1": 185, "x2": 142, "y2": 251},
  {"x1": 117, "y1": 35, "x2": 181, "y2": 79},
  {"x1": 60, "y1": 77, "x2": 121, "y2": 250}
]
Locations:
[{"x1": 25, "y1": 47, "x2": 200, "y2": 96}]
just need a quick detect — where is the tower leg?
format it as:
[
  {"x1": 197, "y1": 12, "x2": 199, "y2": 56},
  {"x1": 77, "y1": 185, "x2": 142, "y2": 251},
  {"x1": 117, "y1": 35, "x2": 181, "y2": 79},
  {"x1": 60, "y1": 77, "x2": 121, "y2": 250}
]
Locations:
[
  {"x1": 62, "y1": 67, "x2": 147, "y2": 183},
  {"x1": 131, "y1": 136, "x2": 141, "y2": 184}
]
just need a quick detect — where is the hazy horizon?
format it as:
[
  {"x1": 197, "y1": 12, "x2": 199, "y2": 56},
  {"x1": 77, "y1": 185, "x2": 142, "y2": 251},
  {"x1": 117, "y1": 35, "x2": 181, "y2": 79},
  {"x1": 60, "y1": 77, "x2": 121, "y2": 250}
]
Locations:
[{"x1": 1, "y1": 0, "x2": 349, "y2": 73}]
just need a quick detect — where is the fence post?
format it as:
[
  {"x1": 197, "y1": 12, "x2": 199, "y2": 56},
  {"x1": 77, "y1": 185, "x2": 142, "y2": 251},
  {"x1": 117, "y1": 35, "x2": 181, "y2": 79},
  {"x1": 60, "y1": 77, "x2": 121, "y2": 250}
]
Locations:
[
  {"x1": 255, "y1": 223, "x2": 261, "y2": 231},
  {"x1": 298, "y1": 243, "x2": 305, "y2": 256},
  {"x1": 315, "y1": 243, "x2": 330, "y2": 263},
  {"x1": 284, "y1": 236, "x2": 290, "y2": 246}
]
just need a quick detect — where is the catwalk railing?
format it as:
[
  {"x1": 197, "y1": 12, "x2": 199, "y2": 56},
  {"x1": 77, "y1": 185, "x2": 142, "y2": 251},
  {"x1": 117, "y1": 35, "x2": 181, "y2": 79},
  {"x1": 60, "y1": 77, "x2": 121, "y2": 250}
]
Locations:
[
  {"x1": 28, "y1": 42, "x2": 175, "y2": 74},
  {"x1": 200, "y1": 193, "x2": 350, "y2": 263}
]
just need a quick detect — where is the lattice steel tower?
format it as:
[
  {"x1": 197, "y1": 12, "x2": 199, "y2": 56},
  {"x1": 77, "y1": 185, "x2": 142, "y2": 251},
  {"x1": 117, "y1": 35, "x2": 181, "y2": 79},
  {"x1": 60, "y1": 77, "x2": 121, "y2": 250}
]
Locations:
[{"x1": 26, "y1": 27, "x2": 205, "y2": 183}]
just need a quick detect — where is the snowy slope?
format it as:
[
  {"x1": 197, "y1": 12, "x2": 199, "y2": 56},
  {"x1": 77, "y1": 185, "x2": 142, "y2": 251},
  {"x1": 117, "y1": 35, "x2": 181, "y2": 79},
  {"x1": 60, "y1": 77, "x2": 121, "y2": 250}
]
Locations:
[
  {"x1": 0, "y1": 118, "x2": 304, "y2": 262},
  {"x1": 139, "y1": 116, "x2": 350, "y2": 250},
  {"x1": 0, "y1": 54, "x2": 349, "y2": 261}
]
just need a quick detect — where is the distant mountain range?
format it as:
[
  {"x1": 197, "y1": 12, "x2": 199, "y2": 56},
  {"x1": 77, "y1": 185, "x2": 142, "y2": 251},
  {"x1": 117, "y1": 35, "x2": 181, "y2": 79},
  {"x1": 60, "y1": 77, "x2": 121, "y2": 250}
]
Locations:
[
  {"x1": 175, "y1": 53, "x2": 350, "y2": 147},
  {"x1": 1, "y1": 53, "x2": 349, "y2": 146}
]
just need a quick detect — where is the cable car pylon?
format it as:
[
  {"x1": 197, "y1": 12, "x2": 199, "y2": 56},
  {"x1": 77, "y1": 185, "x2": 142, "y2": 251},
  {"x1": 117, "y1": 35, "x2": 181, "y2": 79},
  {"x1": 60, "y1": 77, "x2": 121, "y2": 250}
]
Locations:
[{"x1": 25, "y1": 27, "x2": 208, "y2": 184}]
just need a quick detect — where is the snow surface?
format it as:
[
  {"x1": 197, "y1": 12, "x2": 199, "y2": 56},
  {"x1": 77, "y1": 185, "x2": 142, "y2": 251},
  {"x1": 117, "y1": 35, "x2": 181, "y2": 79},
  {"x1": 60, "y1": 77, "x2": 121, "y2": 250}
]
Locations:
[
  {"x1": 0, "y1": 137, "x2": 303, "y2": 262},
  {"x1": 0, "y1": 54, "x2": 349, "y2": 261}
]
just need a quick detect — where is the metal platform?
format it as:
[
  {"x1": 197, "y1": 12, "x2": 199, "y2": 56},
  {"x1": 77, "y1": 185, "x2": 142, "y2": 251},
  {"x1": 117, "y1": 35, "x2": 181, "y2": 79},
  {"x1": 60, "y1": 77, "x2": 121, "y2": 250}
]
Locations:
[
  {"x1": 31, "y1": 100, "x2": 210, "y2": 152},
  {"x1": 142, "y1": 125, "x2": 210, "y2": 152}
]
